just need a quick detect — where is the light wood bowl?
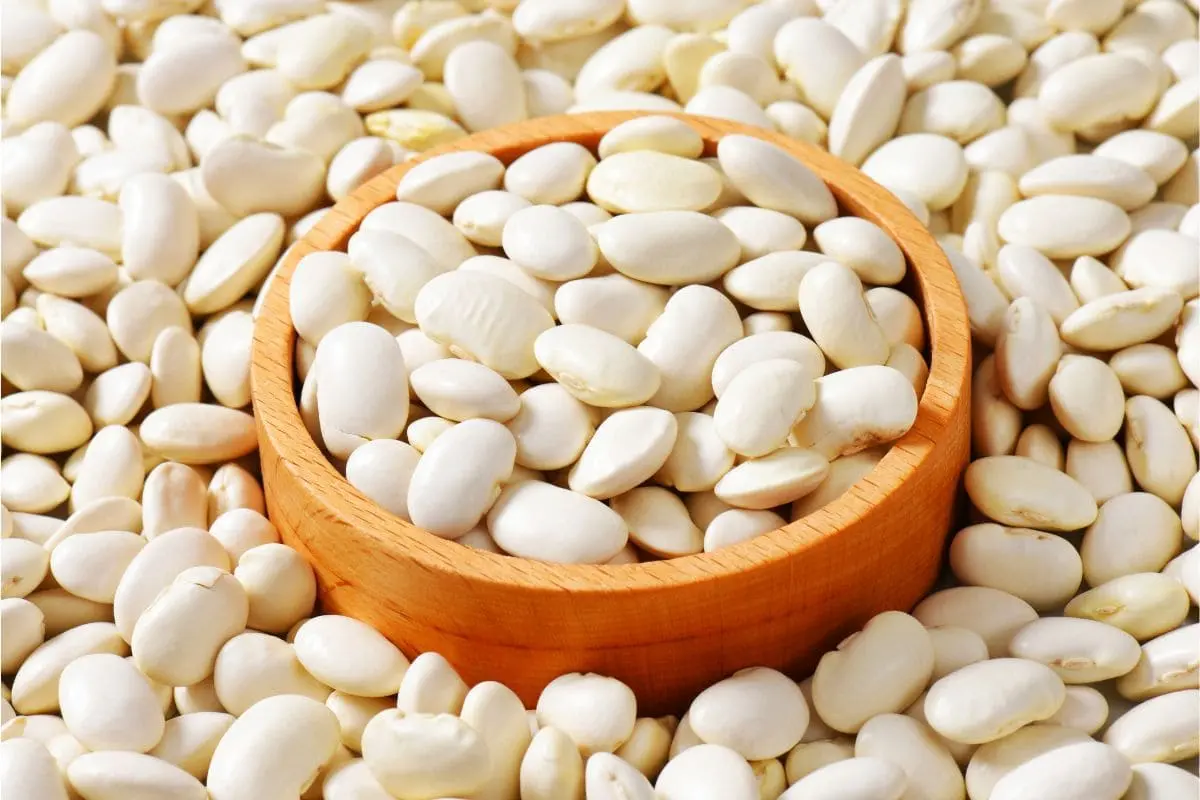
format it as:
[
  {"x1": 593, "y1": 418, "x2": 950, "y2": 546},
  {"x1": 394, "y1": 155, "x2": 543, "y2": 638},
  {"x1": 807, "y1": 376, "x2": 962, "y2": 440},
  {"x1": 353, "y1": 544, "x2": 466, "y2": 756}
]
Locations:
[{"x1": 251, "y1": 112, "x2": 971, "y2": 715}]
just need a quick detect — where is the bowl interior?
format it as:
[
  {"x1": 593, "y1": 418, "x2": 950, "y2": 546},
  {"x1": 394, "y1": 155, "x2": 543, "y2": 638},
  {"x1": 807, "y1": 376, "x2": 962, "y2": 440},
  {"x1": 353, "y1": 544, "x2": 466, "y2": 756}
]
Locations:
[{"x1": 250, "y1": 110, "x2": 971, "y2": 592}]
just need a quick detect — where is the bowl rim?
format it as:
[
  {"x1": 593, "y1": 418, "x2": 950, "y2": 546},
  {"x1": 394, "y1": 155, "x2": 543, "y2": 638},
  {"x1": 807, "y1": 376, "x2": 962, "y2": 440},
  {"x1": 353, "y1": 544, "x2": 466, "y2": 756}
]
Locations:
[{"x1": 250, "y1": 110, "x2": 972, "y2": 595}]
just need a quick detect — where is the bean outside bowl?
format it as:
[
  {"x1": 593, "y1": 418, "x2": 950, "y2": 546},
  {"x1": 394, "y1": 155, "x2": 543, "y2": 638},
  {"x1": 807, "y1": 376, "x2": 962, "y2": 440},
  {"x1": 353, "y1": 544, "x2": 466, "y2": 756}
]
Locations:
[{"x1": 250, "y1": 111, "x2": 971, "y2": 714}]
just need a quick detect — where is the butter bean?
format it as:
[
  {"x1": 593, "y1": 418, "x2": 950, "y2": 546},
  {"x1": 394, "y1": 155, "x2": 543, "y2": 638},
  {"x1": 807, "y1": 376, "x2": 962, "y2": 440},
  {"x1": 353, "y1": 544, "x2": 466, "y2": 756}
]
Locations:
[
  {"x1": 1048, "y1": 354, "x2": 1124, "y2": 440},
  {"x1": 1067, "y1": 572, "x2": 1191, "y2": 642},
  {"x1": 569, "y1": 407, "x2": 677, "y2": 499},
  {"x1": 521, "y1": 725, "x2": 585, "y2": 800},
  {"x1": 503, "y1": 204, "x2": 598, "y2": 280},
  {"x1": 655, "y1": 743, "x2": 758, "y2": 800},
  {"x1": 792, "y1": 365, "x2": 918, "y2": 461},
  {"x1": 949, "y1": 523, "x2": 1082, "y2": 611},
  {"x1": 914, "y1": 587, "x2": 1038, "y2": 658},
  {"x1": 396, "y1": 651, "x2": 466, "y2": 716},
  {"x1": 138, "y1": 404, "x2": 257, "y2": 465},
  {"x1": 1061, "y1": 287, "x2": 1183, "y2": 352},
  {"x1": 395, "y1": 151, "x2": 504, "y2": 215},
  {"x1": 504, "y1": 142, "x2": 596, "y2": 205},
  {"x1": 58, "y1": 652, "x2": 164, "y2": 752},
  {"x1": 0, "y1": 598, "x2": 46, "y2": 674},
  {"x1": 712, "y1": 332, "x2": 826, "y2": 398},
  {"x1": 553, "y1": 274, "x2": 667, "y2": 344},
  {"x1": 714, "y1": 447, "x2": 829, "y2": 510},
  {"x1": 67, "y1": 751, "x2": 206, "y2": 800},
  {"x1": 1082, "y1": 492, "x2": 1182, "y2": 586},
  {"x1": 862, "y1": 134, "x2": 969, "y2": 211},
  {"x1": 1009, "y1": 617, "x2": 1142, "y2": 684},
  {"x1": 775, "y1": 18, "x2": 864, "y2": 119},
  {"x1": 925, "y1": 658, "x2": 1065, "y2": 745},
  {"x1": 965, "y1": 455, "x2": 1098, "y2": 532},
  {"x1": 598, "y1": 210, "x2": 741, "y2": 286},
  {"x1": 362, "y1": 710, "x2": 491, "y2": 799},
  {"x1": 611, "y1": 486, "x2": 702, "y2": 558},
  {"x1": 1117, "y1": 623, "x2": 1200, "y2": 700},
  {"x1": 1109, "y1": 344, "x2": 1189, "y2": 399},
  {"x1": 12, "y1": 622, "x2": 128, "y2": 715},
  {"x1": 1020, "y1": 155, "x2": 1157, "y2": 211},
  {"x1": 853, "y1": 713, "x2": 964, "y2": 800},
  {"x1": 990, "y1": 740, "x2": 1132, "y2": 800},
  {"x1": 408, "y1": 418, "x2": 516, "y2": 537},
  {"x1": 213, "y1": 632, "x2": 328, "y2": 715},
  {"x1": 714, "y1": 359, "x2": 816, "y2": 457},
  {"x1": 234, "y1": 544, "x2": 316, "y2": 636},
  {"x1": 638, "y1": 285, "x2": 742, "y2": 411},
  {"x1": 722, "y1": 251, "x2": 827, "y2": 312},
  {"x1": 23, "y1": 246, "x2": 116, "y2": 299},
  {"x1": 1103, "y1": 689, "x2": 1199, "y2": 764},
  {"x1": 293, "y1": 615, "x2": 408, "y2": 697},
  {"x1": 132, "y1": 566, "x2": 247, "y2": 687},
  {"x1": 1125, "y1": 395, "x2": 1196, "y2": 507},
  {"x1": 207, "y1": 694, "x2": 340, "y2": 800},
  {"x1": 49, "y1": 531, "x2": 144, "y2": 605}
]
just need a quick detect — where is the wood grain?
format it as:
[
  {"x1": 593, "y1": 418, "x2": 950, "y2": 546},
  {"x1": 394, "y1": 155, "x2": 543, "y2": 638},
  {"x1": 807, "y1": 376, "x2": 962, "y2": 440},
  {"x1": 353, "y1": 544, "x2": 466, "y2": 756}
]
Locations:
[{"x1": 250, "y1": 112, "x2": 972, "y2": 715}]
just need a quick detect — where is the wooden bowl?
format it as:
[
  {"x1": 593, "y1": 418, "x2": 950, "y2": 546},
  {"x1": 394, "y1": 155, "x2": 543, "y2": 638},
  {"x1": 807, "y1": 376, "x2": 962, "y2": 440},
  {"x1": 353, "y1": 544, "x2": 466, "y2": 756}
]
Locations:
[{"x1": 251, "y1": 112, "x2": 972, "y2": 715}]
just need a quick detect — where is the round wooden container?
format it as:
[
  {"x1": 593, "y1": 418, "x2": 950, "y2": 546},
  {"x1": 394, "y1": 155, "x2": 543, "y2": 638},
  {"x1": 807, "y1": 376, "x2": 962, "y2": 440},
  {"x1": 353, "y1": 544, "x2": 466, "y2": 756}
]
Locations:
[{"x1": 251, "y1": 112, "x2": 972, "y2": 715}]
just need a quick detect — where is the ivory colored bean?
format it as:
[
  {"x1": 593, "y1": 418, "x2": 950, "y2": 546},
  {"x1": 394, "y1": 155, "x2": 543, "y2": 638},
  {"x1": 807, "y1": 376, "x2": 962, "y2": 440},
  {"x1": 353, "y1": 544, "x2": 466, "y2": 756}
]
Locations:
[
  {"x1": 1125, "y1": 396, "x2": 1196, "y2": 507},
  {"x1": 503, "y1": 205, "x2": 598, "y2": 281},
  {"x1": 799, "y1": 262, "x2": 890, "y2": 369},
  {"x1": 395, "y1": 651, "x2": 467, "y2": 716},
  {"x1": 638, "y1": 285, "x2": 743, "y2": 411},
  {"x1": 781, "y1": 757, "x2": 907, "y2": 800},
  {"x1": 1061, "y1": 287, "x2": 1184, "y2": 352},
  {"x1": 611, "y1": 487, "x2": 702, "y2": 558},
  {"x1": 1019, "y1": 155, "x2": 1157, "y2": 212},
  {"x1": 913, "y1": 587, "x2": 1039, "y2": 658},
  {"x1": 0, "y1": 737, "x2": 69, "y2": 800},
  {"x1": 853, "y1": 713, "x2": 965, "y2": 800},
  {"x1": 655, "y1": 743, "x2": 758, "y2": 800},
  {"x1": 49, "y1": 532, "x2": 144, "y2": 605},
  {"x1": 990, "y1": 740, "x2": 1132, "y2": 800},
  {"x1": 963, "y1": 723, "x2": 1094, "y2": 800},
  {"x1": 520, "y1": 725, "x2": 585, "y2": 800},
  {"x1": 362, "y1": 710, "x2": 491, "y2": 799},
  {"x1": 964, "y1": 456, "x2": 1098, "y2": 532},
  {"x1": 460, "y1": 681, "x2": 530, "y2": 800},
  {"x1": 1117, "y1": 623, "x2": 1200, "y2": 700},
  {"x1": 813, "y1": 612, "x2": 934, "y2": 734},
  {"x1": 132, "y1": 566, "x2": 248, "y2": 687},
  {"x1": 2, "y1": 538, "x2": 50, "y2": 600},
  {"x1": 410, "y1": 359, "x2": 519, "y2": 422},
  {"x1": 407, "y1": 419, "x2": 516, "y2": 537},
  {"x1": 359, "y1": 202, "x2": 477, "y2": 272},
  {"x1": 292, "y1": 615, "x2": 408, "y2": 697},
  {"x1": 998, "y1": 196, "x2": 1132, "y2": 259},
  {"x1": 711, "y1": 333, "x2": 826, "y2": 399},
  {"x1": 207, "y1": 694, "x2": 340, "y2": 800},
  {"x1": 654, "y1": 412, "x2": 735, "y2": 494},
  {"x1": 714, "y1": 359, "x2": 816, "y2": 457},
  {"x1": 569, "y1": 407, "x2": 677, "y2": 499},
  {"x1": 415, "y1": 270, "x2": 554, "y2": 379},
  {"x1": 862, "y1": 134, "x2": 969, "y2": 212},
  {"x1": 597, "y1": 210, "x2": 741, "y2": 286},
  {"x1": 503, "y1": 142, "x2": 596, "y2": 205},
  {"x1": 1103, "y1": 689, "x2": 1199, "y2": 764},
  {"x1": 553, "y1": 274, "x2": 668, "y2": 345},
  {"x1": 342, "y1": 440, "x2": 420, "y2": 521},
  {"x1": 949, "y1": 523, "x2": 1083, "y2": 611},
  {"x1": 717, "y1": 134, "x2": 836, "y2": 224},
  {"x1": 597, "y1": 116, "x2": 704, "y2": 160},
  {"x1": 587, "y1": 151, "x2": 722, "y2": 214},
  {"x1": 234, "y1": 543, "x2": 315, "y2": 636},
  {"x1": 927, "y1": 626, "x2": 989, "y2": 681},
  {"x1": 1126, "y1": 763, "x2": 1200, "y2": 800},
  {"x1": 1009, "y1": 617, "x2": 1142, "y2": 684},
  {"x1": 11, "y1": 622, "x2": 128, "y2": 715},
  {"x1": 112, "y1": 527, "x2": 230, "y2": 642},
  {"x1": 70, "y1": 424, "x2": 144, "y2": 511},
  {"x1": 138, "y1": 404, "x2": 257, "y2": 465},
  {"x1": 703, "y1": 508, "x2": 784, "y2": 552},
  {"x1": 1, "y1": 598, "x2": 46, "y2": 674},
  {"x1": 1109, "y1": 344, "x2": 1189, "y2": 399},
  {"x1": 58, "y1": 652, "x2": 164, "y2": 753},
  {"x1": 148, "y1": 711, "x2": 235, "y2": 779},
  {"x1": 453, "y1": 190, "x2": 532, "y2": 248},
  {"x1": 1067, "y1": 572, "x2": 1191, "y2": 642},
  {"x1": 792, "y1": 365, "x2": 918, "y2": 461},
  {"x1": 722, "y1": 251, "x2": 827, "y2": 312},
  {"x1": 394, "y1": 151, "x2": 504, "y2": 216},
  {"x1": 1, "y1": 321, "x2": 84, "y2": 394},
  {"x1": 141, "y1": 462, "x2": 207, "y2": 539},
  {"x1": 1039, "y1": 53, "x2": 1158, "y2": 133},
  {"x1": 714, "y1": 447, "x2": 829, "y2": 510},
  {"x1": 67, "y1": 751, "x2": 206, "y2": 800},
  {"x1": 105, "y1": 279, "x2": 191, "y2": 364},
  {"x1": 925, "y1": 658, "x2": 1066, "y2": 744},
  {"x1": 0, "y1": 454, "x2": 69, "y2": 514},
  {"x1": 535, "y1": 672, "x2": 637, "y2": 757},
  {"x1": 585, "y1": 752, "x2": 656, "y2": 800},
  {"x1": 1048, "y1": 355, "x2": 1124, "y2": 441},
  {"x1": 713, "y1": 206, "x2": 807, "y2": 263},
  {"x1": 82, "y1": 362, "x2": 152, "y2": 428},
  {"x1": 1081, "y1": 492, "x2": 1183, "y2": 586},
  {"x1": 774, "y1": 18, "x2": 865, "y2": 119}
]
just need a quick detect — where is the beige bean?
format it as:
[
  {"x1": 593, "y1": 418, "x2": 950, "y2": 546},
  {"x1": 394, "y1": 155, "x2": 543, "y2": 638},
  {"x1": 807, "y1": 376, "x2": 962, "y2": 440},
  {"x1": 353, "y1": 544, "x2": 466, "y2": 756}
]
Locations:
[
  {"x1": 212, "y1": 631, "x2": 329, "y2": 715},
  {"x1": 1125, "y1": 395, "x2": 1196, "y2": 507},
  {"x1": 1047, "y1": 355, "x2": 1124, "y2": 441},
  {"x1": 1066, "y1": 573, "x2": 1191, "y2": 642},
  {"x1": 949, "y1": 523, "x2": 1082, "y2": 611},
  {"x1": 1081, "y1": 492, "x2": 1183, "y2": 586},
  {"x1": 234, "y1": 543, "x2": 315, "y2": 636}
]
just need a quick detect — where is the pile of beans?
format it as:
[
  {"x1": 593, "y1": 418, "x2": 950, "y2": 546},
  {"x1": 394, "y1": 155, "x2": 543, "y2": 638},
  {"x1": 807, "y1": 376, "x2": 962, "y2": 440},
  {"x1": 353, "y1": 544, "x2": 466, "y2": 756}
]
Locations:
[
  {"x1": 294, "y1": 122, "x2": 925, "y2": 561},
  {"x1": 0, "y1": 0, "x2": 1197, "y2": 798}
]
